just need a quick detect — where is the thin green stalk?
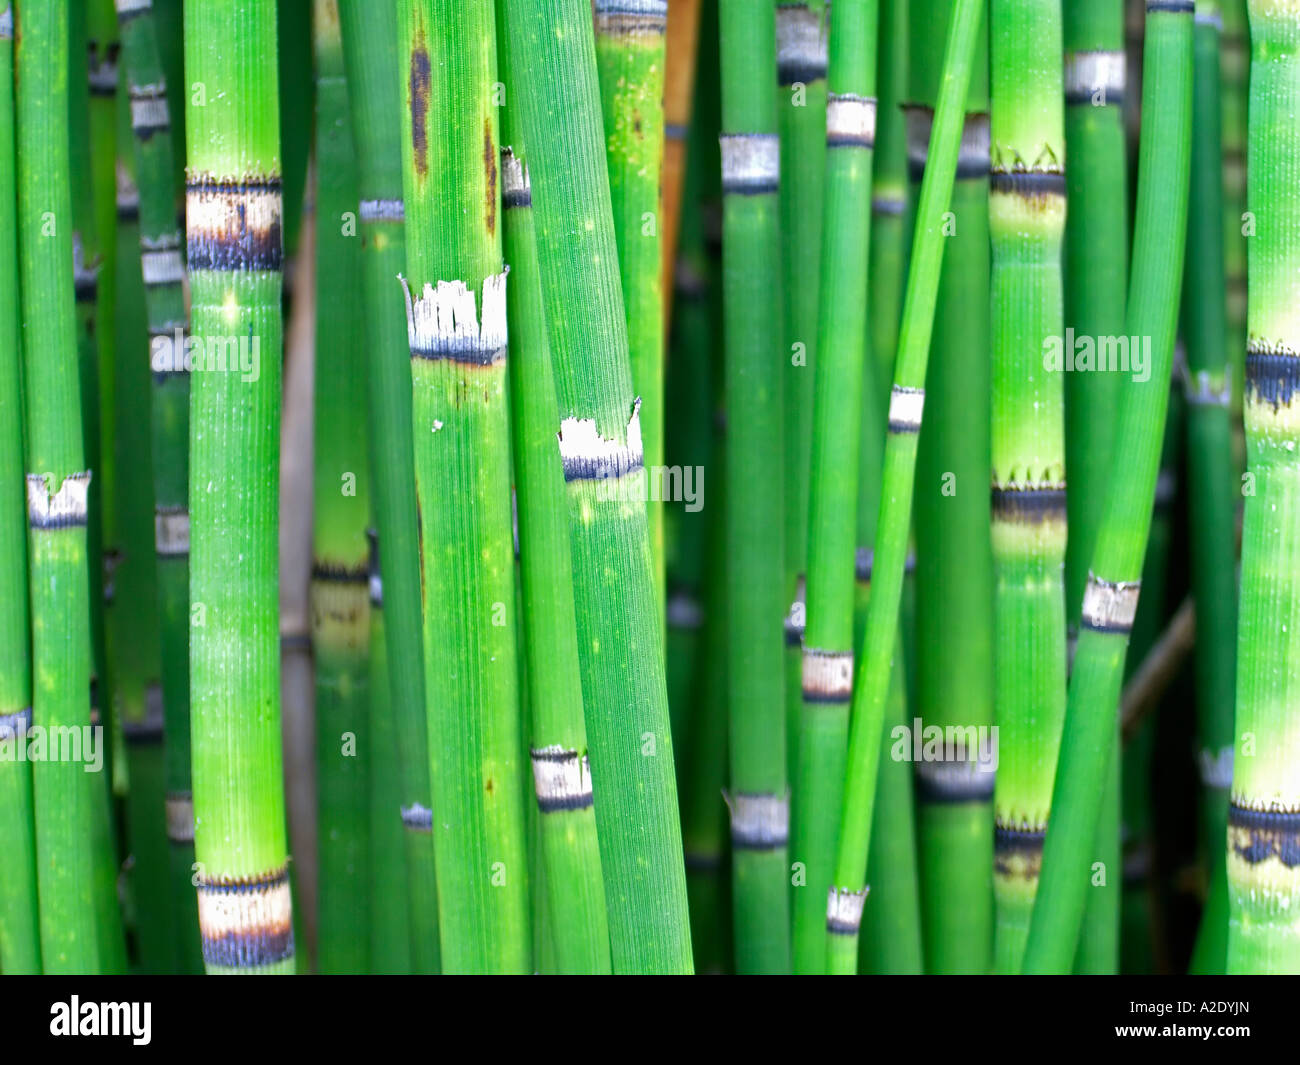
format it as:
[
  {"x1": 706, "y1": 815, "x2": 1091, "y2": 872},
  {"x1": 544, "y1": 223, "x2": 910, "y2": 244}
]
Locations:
[
  {"x1": 16, "y1": 0, "x2": 99, "y2": 974},
  {"x1": 397, "y1": 0, "x2": 530, "y2": 974},
  {"x1": 277, "y1": 0, "x2": 311, "y2": 269},
  {"x1": 499, "y1": 119, "x2": 612, "y2": 974},
  {"x1": 718, "y1": 0, "x2": 789, "y2": 975},
  {"x1": 0, "y1": 0, "x2": 40, "y2": 976},
  {"x1": 1228, "y1": 0, "x2": 1300, "y2": 976},
  {"x1": 1022, "y1": 0, "x2": 1193, "y2": 974},
  {"x1": 501, "y1": 0, "x2": 692, "y2": 973},
  {"x1": 115, "y1": 0, "x2": 203, "y2": 975},
  {"x1": 777, "y1": 0, "x2": 826, "y2": 787},
  {"x1": 311, "y1": 0, "x2": 371, "y2": 975},
  {"x1": 909, "y1": 0, "x2": 995, "y2": 976},
  {"x1": 1061, "y1": 0, "x2": 1129, "y2": 978},
  {"x1": 988, "y1": 0, "x2": 1069, "y2": 975},
  {"x1": 1183, "y1": 0, "x2": 1235, "y2": 976},
  {"x1": 594, "y1": 1, "x2": 667, "y2": 601},
  {"x1": 184, "y1": 0, "x2": 294, "y2": 975},
  {"x1": 661, "y1": 0, "x2": 703, "y2": 328},
  {"x1": 1221, "y1": 0, "x2": 1247, "y2": 474},
  {"x1": 365, "y1": 541, "x2": 411, "y2": 975},
  {"x1": 792, "y1": 0, "x2": 878, "y2": 976},
  {"x1": 336, "y1": 0, "x2": 439, "y2": 974},
  {"x1": 825, "y1": 0, "x2": 985, "y2": 974}
]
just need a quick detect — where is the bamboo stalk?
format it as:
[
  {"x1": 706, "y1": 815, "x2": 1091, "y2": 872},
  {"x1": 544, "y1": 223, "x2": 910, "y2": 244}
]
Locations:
[
  {"x1": 717, "y1": 0, "x2": 790, "y2": 975},
  {"x1": 16, "y1": 0, "x2": 99, "y2": 974},
  {"x1": 792, "y1": 0, "x2": 879, "y2": 976},
  {"x1": 311, "y1": 0, "x2": 371, "y2": 975},
  {"x1": 1061, "y1": 0, "x2": 1129, "y2": 978},
  {"x1": 778, "y1": 0, "x2": 827, "y2": 791},
  {"x1": 988, "y1": 0, "x2": 1069, "y2": 976},
  {"x1": 115, "y1": 0, "x2": 203, "y2": 974},
  {"x1": 1182, "y1": 0, "x2": 1236, "y2": 976},
  {"x1": 0, "y1": 0, "x2": 41, "y2": 976},
  {"x1": 595, "y1": 1, "x2": 668, "y2": 601},
  {"x1": 498, "y1": 112, "x2": 613, "y2": 973},
  {"x1": 184, "y1": 0, "x2": 294, "y2": 975},
  {"x1": 1022, "y1": 0, "x2": 1193, "y2": 974},
  {"x1": 1228, "y1": 0, "x2": 1300, "y2": 976},
  {"x1": 336, "y1": 0, "x2": 440, "y2": 974},
  {"x1": 660, "y1": 0, "x2": 703, "y2": 328},
  {"x1": 825, "y1": 0, "x2": 985, "y2": 973},
  {"x1": 397, "y1": 0, "x2": 530, "y2": 974},
  {"x1": 909, "y1": 0, "x2": 995, "y2": 976},
  {"x1": 500, "y1": 0, "x2": 692, "y2": 973},
  {"x1": 1220, "y1": 0, "x2": 1247, "y2": 475}
]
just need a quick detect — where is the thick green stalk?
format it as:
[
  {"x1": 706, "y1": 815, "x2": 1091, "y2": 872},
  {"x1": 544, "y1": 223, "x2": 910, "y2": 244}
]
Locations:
[
  {"x1": 792, "y1": 0, "x2": 878, "y2": 976},
  {"x1": 16, "y1": 0, "x2": 99, "y2": 974},
  {"x1": 1183, "y1": 0, "x2": 1236, "y2": 976},
  {"x1": 594, "y1": 1, "x2": 667, "y2": 600},
  {"x1": 1061, "y1": 0, "x2": 1129, "y2": 978},
  {"x1": 398, "y1": 0, "x2": 530, "y2": 974},
  {"x1": 988, "y1": 0, "x2": 1069, "y2": 975},
  {"x1": 365, "y1": 564, "x2": 411, "y2": 974},
  {"x1": 1228, "y1": 0, "x2": 1300, "y2": 976},
  {"x1": 777, "y1": 0, "x2": 826, "y2": 786},
  {"x1": 311, "y1": 0, "x2": 371, "y2": 975},
  {"x1": 115, "y1": 0, "x2": 202, "y2": 975},
  {"x1": 718, "y1": 0, "x2": 789, "y2": 975},
  {"x1": 0, "y1": 0, "x2": 40, "y2": 976},
  {"x1": 336, "y1": 0, "x2": 439, "y2": 974},
  {"x1": 826, "y1": 0, "x2": 985, "y2": 973},
  {"x1": 1022, "y1": 0, "x2": 1192, "y2": 974},
  {"x1": 500, "y1": 125, "x2": 612, "y2": 974},
  {"x1": 184, "y1": 0, "x2": 294, "y2": 975},
  {"x1": 909, "y1": 0, "x2": 995, "y2": 975},
  {"x1": 501, "y1": 0, "x2": 692, "y2": 973}
]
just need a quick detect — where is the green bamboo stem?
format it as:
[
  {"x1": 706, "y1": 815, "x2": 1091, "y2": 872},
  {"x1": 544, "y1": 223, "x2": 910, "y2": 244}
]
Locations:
[
  {"x1": 501, "y1": 0, "x2": 692, "y2": 974},
  {"x1": 499, "y1": 113, "x2": 613, "y2": 974},
  {"x1": 365, "y1": 555, "x2": 411, "y2": 975},
  {"x1": 397, "y1": 0, "x2": 530, "y2": 975},
  {"x1": 16, "y1": 0, "x2": 99, "y2": 974},
  {"x1": 115, "y1": 0, "x2": 203, "y2": 975},
  {"x1": 988, "y1": 0, "x2": 1069, "y2": 976},
  {"x1": 336, "y1": 0, "x2": 439, "y2": 974},
  {"x1": 277, "y1": 0, "x2": 311, "y2": 269},
  {"x1": 1022, "y1": 0, "x2": 1193, "y2": 974},
  {"x1": 1220, "y1": 0, "x2": 1247, "y2": 474},
  {"x1": 717, "y1": 0, "x2": 789, "y2": 976},
  {"x1": 1061, "y1": 0, "x2": 1129, "y2": 978},
  {"x1": 311, "y1": 0, "x2": 371, "y2": 975},
  {"x1": 909, "y1": 0, "x2": 995, "y2": 975},
  {"x1": 184, "y1": 0, "x2": 294, "y2": 975},
  {"x1": 777, "y1": 0, "x2": 827, "y2": 787},
  {"x1": 594, "y1": 1, "x2": 667, "y2": 602},
  {"x1": 825, "y1": 0, "x2": 985, "y2": 974},
  {"x1": 660, "y1": 0, "x2": 703, "y2": 327},
  {"x1": 0, "y1": 0, "x2": 40, "y2": 976},
  {"x1": 1182, "y1": 0, "x2": 1236, "y2": 976},
  {"x1": 792, "y1": 0, "x2": 878, "y2": 976},
  {"x1": 1228, "y1": 0, "x2": 1300, "y2": 976}
]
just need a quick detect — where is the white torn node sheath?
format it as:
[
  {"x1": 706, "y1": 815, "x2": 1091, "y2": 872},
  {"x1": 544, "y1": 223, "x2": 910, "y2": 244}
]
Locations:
[
  {"x1": 1198, "y1": 746, "x2": 1234, "y2": 790},
  {"x1": 1081, "y1": 573, "x2": 1141, "y2": 634},
  {"x1": 154, "y1": 506, "x2": 190, "y2": 557},
  {"x1": 801, "y1": 648, "x2": 854, "y2": 702},
  {"x1": 500, "y1": 148, "x2": 530, "y2": 207},
  {"x1": 400, "y1": 803, "x2": 433, "y2": 831},
  {"x1": 141, "y1": 236, "x2": 185, "y2": 286},
  {"x1": 1063, "y1": 50, "x2": 1126, "y2": 104},
  {"x1": 531, "y1": 745, "x2": 594, "y2": 814},
  {"x1": 400, "y1": 271, "x2": 508, "y2": 365},
  {"x1": 775, "y1": 2, "x2": 827, "y2": 83},
  {"x1": 558, "y1": 397, "x2": 644, "y2": 482},
  {"x1": 187, "y1": 183, "x2": 282, "y2": 240},
  {"x1": 720, "y1": 134, "x2": 780, "y2": 195},
  {"x1": 130, "y1": 93, "x2": 170, "y2": 134},
  {"x1": 197, "y1": 871, "x2": 293, "y2": 957},
  {"x1": 826, "y1": 94, "x2": 877, "y2": 148},
  {"x1": 726, "y1": 792, "x2": 790, "y2": 850},
  {"x1": 165, "y1": 792, "x2": 195, "y2": 843},
  {"x1": 888, "y1": 385, "x2": 925, "y2": 433},
  {"x1": 826, "y1": 886, "x2": 870, "y2": 934},
  {"x1": 27, "y1": 472, "x2": 91, "y2": 530},
  {"x1": 115, "y1": 0, "x2": 153, "y2": 14}
]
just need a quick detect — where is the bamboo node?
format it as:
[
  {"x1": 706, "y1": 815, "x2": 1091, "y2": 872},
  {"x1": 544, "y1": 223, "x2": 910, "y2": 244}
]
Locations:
[
  {"x1": 775, "y1": 3, "x2": 827, "y2": 86},
  {"x1": 719, "y1": 134, "x2": 779, "y2": 196},
  {"x1": 825, "y1": 886, "x2": 869, "y2": 935},
  {"x1": 400, "y1": 271, "x2": 509, "y2": 365},
  {"x1": 26, "y1": 471, "x2": 92, "y2": 530},
  {"x1": 530, "y1": 746, "x2": 594, "y2": 813},
  {"x1": 724, "y1": 792, "x2": 790, "y2": 851},
  {"x1": 1081, "y1": 573, "x2": 1141, "y2": 635}
]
